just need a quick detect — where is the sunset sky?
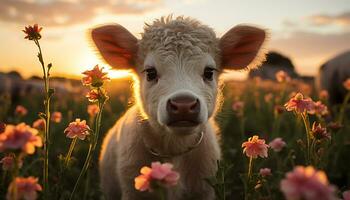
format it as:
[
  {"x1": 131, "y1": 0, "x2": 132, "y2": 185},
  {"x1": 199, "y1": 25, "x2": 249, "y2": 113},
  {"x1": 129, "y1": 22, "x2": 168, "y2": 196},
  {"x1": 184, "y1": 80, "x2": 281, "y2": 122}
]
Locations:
[{"x1": 0, "y1": 0, "x2": 349, "y2": 79}]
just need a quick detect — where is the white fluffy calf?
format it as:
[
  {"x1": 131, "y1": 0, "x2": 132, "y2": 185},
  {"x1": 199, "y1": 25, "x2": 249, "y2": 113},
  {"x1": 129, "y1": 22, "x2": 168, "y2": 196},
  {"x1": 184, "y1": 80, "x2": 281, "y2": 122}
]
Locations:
[{"x1": 92, "y1": 16, "x2": 266, "y2": 200}]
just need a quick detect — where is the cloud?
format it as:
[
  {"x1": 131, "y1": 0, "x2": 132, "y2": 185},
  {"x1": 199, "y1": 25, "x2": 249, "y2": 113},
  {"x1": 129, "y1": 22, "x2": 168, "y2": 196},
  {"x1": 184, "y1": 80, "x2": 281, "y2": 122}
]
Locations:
[
  {"x1": 307, "y1": 11, "x2": 350, "y2": 27},
  {"x1": 0, "y1": 0, "x2": 162, "y2": 26},
  {"x1": 269, "y1": 31, "x2": 350, "y2": 74}
]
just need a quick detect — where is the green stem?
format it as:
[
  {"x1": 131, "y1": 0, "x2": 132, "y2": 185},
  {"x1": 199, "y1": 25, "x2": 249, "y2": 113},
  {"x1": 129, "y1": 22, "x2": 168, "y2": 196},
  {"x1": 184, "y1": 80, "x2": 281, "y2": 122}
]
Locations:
[
  {"x1": 247, "y1": 157, "x2": 253, "y2": 182},
  {"x1": 301, "y1": 113, "x2": 311, "y2": 165},
  {"x1": 64, "y1": 138, "x2": 78, "y2": 168},
  {"x1": 34, "y1": 39, "x2": 51, "y2": 198},
  {"x1": 70, "y1": 99, "x2": 105, "y2": 199}
]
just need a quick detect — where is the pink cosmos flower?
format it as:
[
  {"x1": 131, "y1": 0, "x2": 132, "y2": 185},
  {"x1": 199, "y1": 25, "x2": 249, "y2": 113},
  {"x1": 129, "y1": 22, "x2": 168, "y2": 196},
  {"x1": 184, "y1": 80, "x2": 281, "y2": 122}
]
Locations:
[
  {"x1": 82, "y1": 65, "x2": 110, "y2": 87},
  {"x1": 269, "y1": 137, "x2": 286, "y2": 152},
  {"x1": 319, "y1": 90, "x2": 329, "y2": 101},
  {"x1": 284, "y1": 93, "x2": 315, "y2": 114},
  {"x1": 0, "y1": 123, "x2": 43, "y2": 154},
  {"x1": 7, "y1": 176, "x2": 42, "y2": 200},
  {"x1": 280, "y1": 166, "x2": 337, "y2": 200},
  {"x1": 343, "y1": 79, "x2": 350, "y2": 91},
  {"x1": 86, "y1": 89, "x2": 100, "y2": 102},
  {"x1": 23, "y1": 24, "x2": 42, "y2": 40},
  {"x1": 15, "y1": 105, "x2": 28, "y2": 117},
  {"x1": 259, "y1": 168, "x2": 272, "y2": 177},
  {"x1": 232, "y1": 101, "x2": 244, "y2": 117},
  {"x1": 134, "y1": 162, "x2": 180, "y2": 192},
  {"x1": 1, "y1": 155, "x2": 20, "y2": 171},
  {"x1": 32, "y1": 119, "x2": 45, "y2": 131},
  {"x1": 313, "y1": 101, "x2": 328, "y2": 116},
  {"x1": 87, "y1": 104, "x2": 100, "y2": 117},
  {"x1": 64, "y1": 119, "x2": 90, "y2": 140},
  {"x1": 242, "y1": 135, "x2": 269, "y2": 158},
  {"x1": 51, "y1": 112, "x2": 62, "y2": 123},
  {"x1": 343, "y1": 190, "x2": 350, "y2": 200},
  {"x1": 276, "y1": 70, "x2": 291, "y2": 83},
  {"x1": 312, "y1": 123, "x2": 331, "y2": 140}
]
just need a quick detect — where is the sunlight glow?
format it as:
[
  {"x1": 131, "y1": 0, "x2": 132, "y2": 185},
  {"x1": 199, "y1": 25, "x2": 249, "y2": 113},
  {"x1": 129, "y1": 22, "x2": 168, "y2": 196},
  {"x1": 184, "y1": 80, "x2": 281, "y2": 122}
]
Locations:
[
  {"x1": 80, "y1": 54, "x2": 132, "y2": 79},
  {"x1": 106, "y1": 68, "x2": 133, "y2": 79}
]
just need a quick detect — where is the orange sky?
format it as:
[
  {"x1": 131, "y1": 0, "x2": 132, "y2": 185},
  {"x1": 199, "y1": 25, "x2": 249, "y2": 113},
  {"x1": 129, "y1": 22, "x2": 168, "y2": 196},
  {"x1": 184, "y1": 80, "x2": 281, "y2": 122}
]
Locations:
[{"x1": 0, "y1": 0, "x2": 349, "y2": 79}]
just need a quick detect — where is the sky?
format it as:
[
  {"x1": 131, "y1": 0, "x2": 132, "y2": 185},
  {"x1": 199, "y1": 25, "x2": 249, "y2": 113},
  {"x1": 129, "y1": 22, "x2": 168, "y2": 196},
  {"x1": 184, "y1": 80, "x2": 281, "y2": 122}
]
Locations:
[{"x1": 0, "y1": 0, "x2": 349, "y2": 79}]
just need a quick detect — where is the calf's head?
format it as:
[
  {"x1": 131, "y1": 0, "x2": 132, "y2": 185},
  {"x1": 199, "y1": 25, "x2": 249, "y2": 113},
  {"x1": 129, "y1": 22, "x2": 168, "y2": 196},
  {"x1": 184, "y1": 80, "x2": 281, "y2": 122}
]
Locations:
[{"x1": 91, "y1": 16, "x2": 266, "y2": 134}]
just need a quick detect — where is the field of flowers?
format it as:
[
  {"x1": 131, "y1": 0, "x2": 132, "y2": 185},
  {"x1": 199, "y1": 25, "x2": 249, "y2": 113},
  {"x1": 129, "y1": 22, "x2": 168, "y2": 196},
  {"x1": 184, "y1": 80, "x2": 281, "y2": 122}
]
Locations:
[{"x1": 0, "y1": 24, "x2": 350, "y2": 200}]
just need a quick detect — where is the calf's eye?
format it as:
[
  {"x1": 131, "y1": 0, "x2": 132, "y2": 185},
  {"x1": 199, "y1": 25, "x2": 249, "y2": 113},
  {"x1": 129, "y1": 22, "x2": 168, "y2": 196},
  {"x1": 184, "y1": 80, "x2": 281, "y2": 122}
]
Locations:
[
  {"x1": 145, "y1": 68, "x2": 158, "y2": 82},
  {"x1": 203, "y1": 67, "x2": 215, "y2": 81}
]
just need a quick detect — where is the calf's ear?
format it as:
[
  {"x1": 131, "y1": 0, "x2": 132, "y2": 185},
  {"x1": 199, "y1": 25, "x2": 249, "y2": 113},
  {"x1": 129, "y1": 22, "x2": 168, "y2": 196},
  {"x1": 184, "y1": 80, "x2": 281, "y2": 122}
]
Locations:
[
  {"x1": 220, "y1": 25, "x2": 267, "y2": 70},
  {"x1": 91, "y1": 24, "x2": 138, "y2": 69}
]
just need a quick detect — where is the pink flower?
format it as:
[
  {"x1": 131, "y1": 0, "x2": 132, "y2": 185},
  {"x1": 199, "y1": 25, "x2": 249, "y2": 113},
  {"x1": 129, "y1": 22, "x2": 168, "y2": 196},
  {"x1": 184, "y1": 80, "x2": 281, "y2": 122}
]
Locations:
[
  {"x1": 343, "y1": 79, "x2": 350, "y2": 91},
  {"x1": 82, "y1": 65, "x2": 110, "y2": 87},
  {"x1": 269, "y1": 137, "x2": 286, "y2": 152},
  {"x1": 135, "y1": 166, "x2": 152, "y2": 191},
  {"x1": 51, "y1": 112, "x2": 62, "y2": 123},
  {"x1": 343, "y1": 190, "x2": 350, "y2": 200},
  {"x1": 64, "y1": 119, "x2": 90, "y2": 140},
  {"x1": 280, "y1": 166, "x2": 336, "y2": 200},
  {"x1": 0, "y1": 123, "x2": 43, "y2": 154},
  {"x1": 319, "y1": 90, "x2": 329, "y2": 101},
  {"x1": 232, "y1": 101, "x2": 244, "y2": 117},
  {"x1": 259, "y1": 168, "x2": 272, "y2": 177},
  {"x1": 7, "y1": 176, "x2": 42, "y2": 200},
  {"x1": 312, "y1": 123, "x2": 331, "y2": 140},
  {"x1": 15, "y1": 105, "x2": 28, "y2": 117},
  {"x1": 86, "y1": 89, "x2": 100, "y2": 102},
  {"x1": 275, "y1": 70, "x2": 291, "y2": 83},
  {"x1": 87, "y1": 104, "x2": 100, "y2": 117},
  {"x1": 23, "y1": 24, "x2": 42, "y2": 40},
  {"x1": 0, "y1": 155, "x2": 22, "y2": 171},
  {"x1": 32, "y1": 119, "x2": 45, "y2": 131},
  {"x1": 134, "y1": 162, "x2": 180, "y2": 192},
  {"x1": 242, "y1": 135, "x2": 269, "y2": 158},
  {"x1": 314, "y1": 101, "x2": 328, "y2": 116},
  {"x1": 284, "y1": 93, "x2": 315, "y2": 114}
]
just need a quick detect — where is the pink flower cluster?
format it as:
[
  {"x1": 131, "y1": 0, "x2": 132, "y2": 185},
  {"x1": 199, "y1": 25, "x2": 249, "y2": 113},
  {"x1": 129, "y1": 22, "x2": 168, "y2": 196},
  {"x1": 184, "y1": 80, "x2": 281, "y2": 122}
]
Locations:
[
  {"x1": 0, "y1": 123, "x2": 42, "y2": 154},
  {"x1": 280, "y1": 166, "x2": 336, "y2": 200},
  {"x1": 242, "y1": 135, "x2": 269, "y2": 158},
  {"x1": 134, "y1": 162, "x2": 180, "y2": 192}
]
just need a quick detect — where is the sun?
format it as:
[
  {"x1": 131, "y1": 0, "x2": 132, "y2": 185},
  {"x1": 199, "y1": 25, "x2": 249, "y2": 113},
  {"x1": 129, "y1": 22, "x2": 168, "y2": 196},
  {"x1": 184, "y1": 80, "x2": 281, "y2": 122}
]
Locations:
[{"x1": 80, "y1": 54, "x2": 132, "y2": 79}]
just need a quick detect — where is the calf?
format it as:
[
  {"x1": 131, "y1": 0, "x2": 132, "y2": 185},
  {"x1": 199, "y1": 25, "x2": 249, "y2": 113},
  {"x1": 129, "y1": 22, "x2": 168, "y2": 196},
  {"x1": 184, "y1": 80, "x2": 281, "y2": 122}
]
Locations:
[{"x1": 92, "y1": 16, "x2": 266, "y2": 200}]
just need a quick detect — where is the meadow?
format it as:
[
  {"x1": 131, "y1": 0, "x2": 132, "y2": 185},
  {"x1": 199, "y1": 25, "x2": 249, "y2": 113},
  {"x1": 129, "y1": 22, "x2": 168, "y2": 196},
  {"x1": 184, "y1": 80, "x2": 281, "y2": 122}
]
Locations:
[{"x1": 0, "y1": 25, "x2": 350, "y2": 200}]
